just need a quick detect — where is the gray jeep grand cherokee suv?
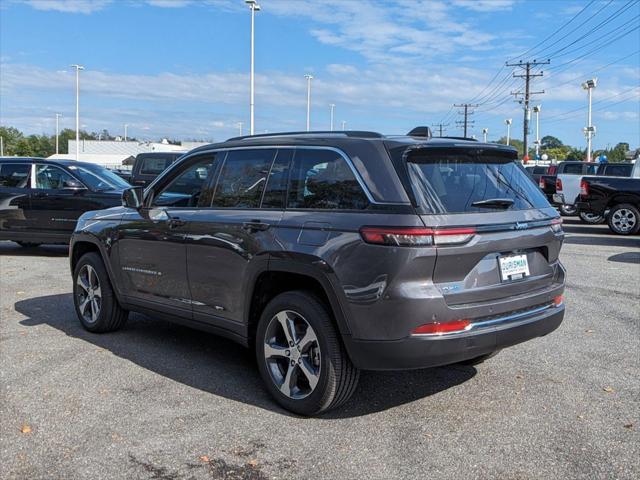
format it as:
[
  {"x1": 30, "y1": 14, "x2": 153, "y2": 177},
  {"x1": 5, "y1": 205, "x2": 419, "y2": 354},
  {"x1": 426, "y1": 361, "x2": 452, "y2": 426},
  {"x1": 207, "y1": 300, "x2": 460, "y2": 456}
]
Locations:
[{"x1": 69, "y1": 130, "x2": 566, "y2": 415}]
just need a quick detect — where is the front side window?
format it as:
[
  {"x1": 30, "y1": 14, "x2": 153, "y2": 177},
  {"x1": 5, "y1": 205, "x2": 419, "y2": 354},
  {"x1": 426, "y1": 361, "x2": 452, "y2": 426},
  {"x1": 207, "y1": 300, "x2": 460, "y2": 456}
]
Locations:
[
  {"x1": 35, "y1": 164, "x2": 78, "y2": 190},
  {"x1": 152, "y1": 156, "x2": 216, "y2": 207},
  {"x1": 0, "y1": 164, "x2": 31, "y2": 188},
  {"x1": 288, "y1": 149, "x2": 369, "y2": 210},
  {"x1": 211, "y1": 149, "x2": 276, "y2": 208},
  {"x1": 405, "y1": 151, "x2": 550, "y2": 214}
]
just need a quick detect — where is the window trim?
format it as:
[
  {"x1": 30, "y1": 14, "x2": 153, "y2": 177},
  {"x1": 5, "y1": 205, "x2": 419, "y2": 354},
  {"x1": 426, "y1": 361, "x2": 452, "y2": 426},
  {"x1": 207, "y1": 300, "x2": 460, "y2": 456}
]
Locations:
[{"x1": 169, "y1": 145, "x2": 390, "y2": 206}]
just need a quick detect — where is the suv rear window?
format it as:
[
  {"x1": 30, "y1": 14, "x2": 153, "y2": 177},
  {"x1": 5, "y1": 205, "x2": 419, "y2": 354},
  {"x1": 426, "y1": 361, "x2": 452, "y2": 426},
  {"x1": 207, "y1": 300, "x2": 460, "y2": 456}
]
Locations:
[
  {"x1": 139, "y1": 155, "x2": 177, "y2": 175},
  {"x1": 406, "y1": 151, "x2": 550, "y2": 214}
]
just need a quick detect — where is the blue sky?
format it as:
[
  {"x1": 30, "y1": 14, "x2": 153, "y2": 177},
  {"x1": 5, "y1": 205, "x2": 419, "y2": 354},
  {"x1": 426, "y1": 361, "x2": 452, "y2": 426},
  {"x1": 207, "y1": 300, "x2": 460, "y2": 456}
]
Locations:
[{"x1": 1, "y1": 0, "x2": 638, "y2": 150}]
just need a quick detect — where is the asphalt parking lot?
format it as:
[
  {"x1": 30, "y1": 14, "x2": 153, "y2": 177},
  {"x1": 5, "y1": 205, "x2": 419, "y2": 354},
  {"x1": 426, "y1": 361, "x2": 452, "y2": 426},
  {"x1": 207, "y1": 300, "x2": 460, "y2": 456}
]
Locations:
[{"x1": 1, "y1": 219, "x2": 639, "y2": 480}]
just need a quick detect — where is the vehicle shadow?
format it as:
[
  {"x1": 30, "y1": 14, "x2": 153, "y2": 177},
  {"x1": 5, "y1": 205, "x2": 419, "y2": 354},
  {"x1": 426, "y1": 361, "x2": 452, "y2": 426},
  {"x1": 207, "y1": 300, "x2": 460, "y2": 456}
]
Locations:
[
  {"x1": 608, "y1": 252, "x2": 640, "y2": 264},
  {"x1": 0, "y1": 241, "x2": 68, "y2": 257},
  {"x1": 15, "y1": 293, "x2": 476, "y2": 418},
  {"x1": 564, "y1": 234, "x2": 640, "y2": 248}
]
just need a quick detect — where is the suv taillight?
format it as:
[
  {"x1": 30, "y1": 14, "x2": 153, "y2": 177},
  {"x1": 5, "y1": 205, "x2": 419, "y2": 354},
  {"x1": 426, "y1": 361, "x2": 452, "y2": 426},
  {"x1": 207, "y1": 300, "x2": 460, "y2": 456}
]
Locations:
[
  {"x1": 360, "y1": 227, "x2": 476, "y2": 247},
  {"x1": 555, "y1": 178, "x2": 563, "y2": 191},
  {"x1": 580, "y1": 179, "x2": 589, "y2": 197}
]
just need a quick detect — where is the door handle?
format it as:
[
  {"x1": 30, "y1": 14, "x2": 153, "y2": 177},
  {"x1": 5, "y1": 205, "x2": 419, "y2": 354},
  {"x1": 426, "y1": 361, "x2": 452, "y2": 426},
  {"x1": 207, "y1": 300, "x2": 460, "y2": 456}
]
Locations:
[
  {"x1": 168, "y1": 217, "x2": 186, "y2": 229},
  {"x1": 32, "y1": 192, "x2": 47, "y2": 198},
  {"x1": 242, "y1": 220, "x2": 270, "y2": 232}
]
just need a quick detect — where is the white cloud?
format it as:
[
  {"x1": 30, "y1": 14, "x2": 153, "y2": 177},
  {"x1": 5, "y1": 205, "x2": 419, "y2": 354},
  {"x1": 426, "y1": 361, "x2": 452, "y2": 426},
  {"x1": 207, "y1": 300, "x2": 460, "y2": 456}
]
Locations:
[
  {"x1": 451, "y1": 0, "x2": 516, "y2": 12},
  {"x1": 22, "y1": 0, "x2": 111, "y2": 14},
  {"x1": 146, "y1": 0, "x2": 192, "y2": 7}
]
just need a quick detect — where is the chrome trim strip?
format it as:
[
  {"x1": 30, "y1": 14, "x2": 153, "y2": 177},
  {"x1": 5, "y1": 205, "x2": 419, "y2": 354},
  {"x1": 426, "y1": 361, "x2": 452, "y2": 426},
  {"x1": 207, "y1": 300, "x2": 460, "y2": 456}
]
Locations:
[{"x1": 153, "y1": 144, "x2": 409, "y2": 206}]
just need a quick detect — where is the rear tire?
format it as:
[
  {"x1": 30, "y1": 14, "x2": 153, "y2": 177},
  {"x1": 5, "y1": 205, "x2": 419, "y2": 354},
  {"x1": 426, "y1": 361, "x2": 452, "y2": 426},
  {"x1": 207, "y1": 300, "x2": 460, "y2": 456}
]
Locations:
[
  {"x1": 607, "y1": 204, "x2": 640, "y2": 235},
  {"x1": 16, "y1": 241, "x2": 41, "y2": 248},
  {"x1": 578, "y1": 211, "x2": 605, "y2": 224},
  {"x1": 559, "y1": 204, "x2": 577, "y2": 216},
  {"x1": 255, "y1": 291, "x2": 359, "y2": 416},
  {"x1": 73, "y1": 252, "x2": 128, "y2": 332}
]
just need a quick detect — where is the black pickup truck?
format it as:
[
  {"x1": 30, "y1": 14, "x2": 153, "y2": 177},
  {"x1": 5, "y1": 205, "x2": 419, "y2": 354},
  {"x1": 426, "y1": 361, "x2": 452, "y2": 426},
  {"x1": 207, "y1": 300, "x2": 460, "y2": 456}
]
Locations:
[{"x1": 577, "y1": 162, "x2": 640, "y2": 235}]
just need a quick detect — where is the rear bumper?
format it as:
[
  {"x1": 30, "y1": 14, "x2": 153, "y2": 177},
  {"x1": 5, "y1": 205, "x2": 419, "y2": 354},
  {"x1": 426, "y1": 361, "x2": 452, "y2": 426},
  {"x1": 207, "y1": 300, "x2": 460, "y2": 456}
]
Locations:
[{"x1": 343, "y1": 304, "x2": 565, "y2": 370}]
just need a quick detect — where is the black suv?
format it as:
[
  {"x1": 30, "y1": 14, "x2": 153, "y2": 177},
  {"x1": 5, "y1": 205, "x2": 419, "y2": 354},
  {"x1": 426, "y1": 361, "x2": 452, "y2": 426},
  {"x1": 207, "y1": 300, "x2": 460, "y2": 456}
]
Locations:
[
  {"x1": 130, "y1": 151, "x2": 185, "y2": 187},
  {"x1": 69, "y1": 130, "x2": 566, "y2": 415},
  {"x1": 0, "y1": 158, "x2": 130, "y2": 246}
]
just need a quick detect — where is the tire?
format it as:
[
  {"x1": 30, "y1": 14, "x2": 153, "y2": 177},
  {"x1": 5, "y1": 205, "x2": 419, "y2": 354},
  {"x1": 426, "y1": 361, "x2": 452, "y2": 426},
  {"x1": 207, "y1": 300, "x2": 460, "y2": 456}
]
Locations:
[
  {"x1": 16, "y1": 241, "x2": 41, "y2": 248},
  {"x1": 73, "y1": 252, "x2": 128, "y2": 332},
  {"x1": 578, "y1": 211, "x2": 605, "y2": 224},
  {"x1": 607, "y1": 203, "x2": 640, "y2": 235},
  {"x1": 559, "y1": 204, "x2": 577, "y2": 216},
  {"x1": 458, "y1": 349, "x2": 501, "y2": 366},
  {"x1": 255, "y1": 291, "x2": 360, "y2": 416}
]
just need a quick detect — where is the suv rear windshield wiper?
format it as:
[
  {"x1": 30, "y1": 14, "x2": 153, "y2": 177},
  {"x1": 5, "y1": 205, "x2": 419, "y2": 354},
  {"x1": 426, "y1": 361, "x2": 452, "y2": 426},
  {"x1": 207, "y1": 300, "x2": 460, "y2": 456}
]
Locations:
[{"x1": 471, "y1": 198, "x2": 515, "y2": 209}]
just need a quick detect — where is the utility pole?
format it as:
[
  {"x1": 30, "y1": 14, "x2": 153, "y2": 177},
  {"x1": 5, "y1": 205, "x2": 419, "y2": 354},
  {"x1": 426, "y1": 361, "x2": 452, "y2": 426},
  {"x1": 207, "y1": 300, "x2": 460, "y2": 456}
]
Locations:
[
  {"x1": 55, "y1": 113, "x2": 62, "y2": 154},
  {"x1": 432, "y1": 123, "x2": 449, "y2": 137},
  {"x1": 453, "y1": 103, "x2": 478, "y2": 138},
  {"x1": 329, "y1": 104, "x2": 336, "y2": 131},
  {"x1": 507, "y1": 59, "x2": 549, "y2": 161}
]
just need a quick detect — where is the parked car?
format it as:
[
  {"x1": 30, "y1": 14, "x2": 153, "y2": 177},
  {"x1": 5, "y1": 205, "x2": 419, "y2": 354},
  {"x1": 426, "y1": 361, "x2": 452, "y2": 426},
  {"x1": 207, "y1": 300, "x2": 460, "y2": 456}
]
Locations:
[
  {"x1": 0, "y1": 157, "x2": 130, "y2": 246},
  {"x1": 69, "y1": 130, "x2": 566, "y2": 415},
  {"x1": 130, "y1": 151, "x2": 185, "y2": 187},
  {"x1": 577, "y1": 161, "x2": 640, "y2": 235},
  {"x1": 110, "y1": 167, "x2": 133, "y2": 183},
  {"x1": 525, "y1": 164, "x2": 551, "y2": 184},
  {"x1": 554, "y1": 162, "x2": 635, "y2": 224}
]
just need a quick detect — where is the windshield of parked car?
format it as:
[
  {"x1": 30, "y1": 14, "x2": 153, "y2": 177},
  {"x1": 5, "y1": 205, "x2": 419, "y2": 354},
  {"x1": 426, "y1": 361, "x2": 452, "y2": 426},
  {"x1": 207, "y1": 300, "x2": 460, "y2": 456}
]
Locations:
[
  {"x1": 404, "y1": 149, "x2": 550, "y2": 214},
  {"x1": 67, "y1": 164, "x2": 131, "y2": 191}
]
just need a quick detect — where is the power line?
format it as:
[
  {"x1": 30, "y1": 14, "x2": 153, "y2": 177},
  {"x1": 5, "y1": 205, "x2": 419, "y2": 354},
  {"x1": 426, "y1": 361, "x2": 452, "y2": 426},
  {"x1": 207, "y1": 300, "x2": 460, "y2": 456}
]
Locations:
[
  {"x1": 432, "y1": 122, "x2": 449, "y2": 137},
  {"x1": 545, "y1": 94, "x2": 640, "y2": 124}
]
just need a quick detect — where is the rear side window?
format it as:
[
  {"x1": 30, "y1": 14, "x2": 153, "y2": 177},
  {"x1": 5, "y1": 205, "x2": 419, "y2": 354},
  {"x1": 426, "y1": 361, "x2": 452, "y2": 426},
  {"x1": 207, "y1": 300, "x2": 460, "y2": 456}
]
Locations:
[
  {"x1": 211, "y1": 149, "x2": 276, "y2": 208},
  {"x1": 603, "y1": 164, "x2": 631, "y2": 176},
  {"x1": 140, "y1": 156, "x2": 176, "y2": 175},
  {"x1": 288, "y1": 149, "x2": 369, "y2": 210},
  {"x1": 562, "y1": 163, "x2": 583, "y2": 174},
  {"x1": 406, "y1": 152, "x2": 550, "y2": 214},
  {"x1": 533, "y1": 166, "x2": 548, "y2": 174},
  {"x1": 0, "y1": 164, "x2": 31, "y2": 188}
]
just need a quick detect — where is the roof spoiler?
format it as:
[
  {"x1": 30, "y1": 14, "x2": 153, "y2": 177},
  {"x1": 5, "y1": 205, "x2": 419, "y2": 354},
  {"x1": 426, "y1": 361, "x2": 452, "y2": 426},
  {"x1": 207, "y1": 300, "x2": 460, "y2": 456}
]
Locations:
[{"x1": 407, "y1": 126, "x2": 432, "y2": 139}]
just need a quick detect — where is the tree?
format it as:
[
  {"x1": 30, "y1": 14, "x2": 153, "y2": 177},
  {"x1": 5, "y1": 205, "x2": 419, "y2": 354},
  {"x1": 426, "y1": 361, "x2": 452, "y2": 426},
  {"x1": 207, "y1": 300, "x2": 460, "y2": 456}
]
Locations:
[
  {"x1": 0, "y1": 126, "x2": 24, "y2": 155},
  {"x1": 541, "y1": 135, "x2": 563, "y2": 149}
]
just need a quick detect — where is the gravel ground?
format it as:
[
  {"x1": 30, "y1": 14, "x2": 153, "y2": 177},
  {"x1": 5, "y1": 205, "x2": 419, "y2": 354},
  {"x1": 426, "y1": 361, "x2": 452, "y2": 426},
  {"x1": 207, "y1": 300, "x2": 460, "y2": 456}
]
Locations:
[{"x1": 1, "y1": 218, "x2": 639, "y2": 480}]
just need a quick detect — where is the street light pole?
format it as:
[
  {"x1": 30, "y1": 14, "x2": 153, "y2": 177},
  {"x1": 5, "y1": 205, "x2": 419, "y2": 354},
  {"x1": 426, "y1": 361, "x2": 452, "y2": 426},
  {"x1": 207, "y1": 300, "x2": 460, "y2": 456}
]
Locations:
[
  {"x1": 505, "y1": 118, "x2": 512, "y2": 146},
  {"x1": 55, "y1": 113, "x2": 62, "y2": 154},
  {"x1": 124, "y1": 124, "x2": 128, "y2": 141},
  {"x1": 246, "y1": 0, "x2": 260, "y2": 136},
  {"x1": 70, "y1": 64, "x2": 84, "y2": 160},
  {"x1": 329, "y1": 103, "x2": 335, "y2": 131},
  {"x1": 304, "y1": 74, "x2": 313, "y2": 131},
  {"x1": 341, "y1": 120, "x2": 346, "y2": 131},
  {"x1": 582, "y1": 78, "x2": 597, "y2": 162},
  {"x1": 237, "y1": 122, "x2": 243, "y2": 136},
  {"x1": 482, "y1": 128, "x2": 488, "y2": 143}
]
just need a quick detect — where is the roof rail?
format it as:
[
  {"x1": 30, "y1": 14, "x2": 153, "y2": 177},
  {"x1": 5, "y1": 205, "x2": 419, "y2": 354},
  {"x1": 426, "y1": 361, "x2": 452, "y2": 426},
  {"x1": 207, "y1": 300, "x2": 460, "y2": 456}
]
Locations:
[
  {"x1": 439, "y1": 136, "x2": 478, "y2": 141},
  {"x1": 226, "y1": 130, "x2": 384, "y2": 142}
]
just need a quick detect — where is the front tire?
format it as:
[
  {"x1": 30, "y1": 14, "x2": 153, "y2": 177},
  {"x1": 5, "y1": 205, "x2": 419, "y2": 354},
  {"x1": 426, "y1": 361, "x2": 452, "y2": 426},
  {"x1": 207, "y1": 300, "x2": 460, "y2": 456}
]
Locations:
[
  {"x1": 579, "y1": 211, "x2": 605, "y2": 224},
  {"x1": 608, "y1": 204, "x2": 640, "y2": 235},
  {"x1": 255, "y1": 291, "x2": 359, "y2": 416},
  {"x1": 73, "y1": 252, "x2": 128, "y2": 332},
  {"x1": 559, "y1": 204, "x2": 577, "y2": 216}
]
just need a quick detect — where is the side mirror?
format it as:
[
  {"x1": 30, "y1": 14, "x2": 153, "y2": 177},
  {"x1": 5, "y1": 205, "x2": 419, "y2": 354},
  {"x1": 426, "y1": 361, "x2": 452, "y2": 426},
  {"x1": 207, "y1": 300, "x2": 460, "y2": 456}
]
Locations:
[
  {"x1": 63, "y1": 179, "x2": 86, "y2": 191},
  {"x1": 122, "y1": 186, "x2": 145, "y2": 209}
]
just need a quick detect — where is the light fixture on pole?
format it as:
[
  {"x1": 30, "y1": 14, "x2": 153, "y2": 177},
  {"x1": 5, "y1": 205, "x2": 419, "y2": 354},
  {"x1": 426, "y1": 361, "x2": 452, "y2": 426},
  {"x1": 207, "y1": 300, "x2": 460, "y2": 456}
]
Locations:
[
  {"x1": 533, "y1": 105, "x2": 541, "y2": 159},
  {"x1": 581, "y1": 78, "x2": 597, "y2": 162},
  {"x1": 124, "y1": 124, "x2": 128, "y2": 141},
  {"x1": 482, "y1": 128, "x2": 488, "y2": 143},
  {"x1": 329, "y1": 103, "x2": 336, "y2": 131},
  {"x1": 70, "y1": 64, "x2": 84, "y2": 160},
  {"x1": 505, "y1": 118, "x2": 512, "y2": 146},
  {"x1": 341, "y1": 120, "x2": 347, "y2": 131},
  {"x1": 246, "y1": 0, "x2": 260, "y2": 136},
  {"x1": 55, "y1": 113, "x2": 62, "y2": 154},
  {"x1": 304, "y1": 74, "x2": 313, "y2": 131}
]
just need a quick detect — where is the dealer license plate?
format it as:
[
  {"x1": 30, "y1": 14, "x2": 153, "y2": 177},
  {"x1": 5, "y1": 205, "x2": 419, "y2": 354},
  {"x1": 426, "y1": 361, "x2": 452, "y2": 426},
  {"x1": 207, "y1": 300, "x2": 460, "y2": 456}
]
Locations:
[{"x1": 499, "y1": 254, "x2": 530, "y2": 281}]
